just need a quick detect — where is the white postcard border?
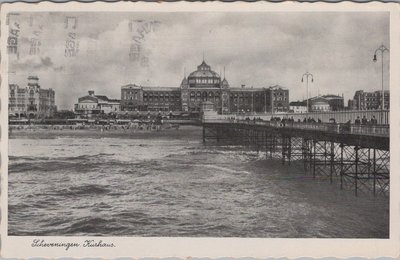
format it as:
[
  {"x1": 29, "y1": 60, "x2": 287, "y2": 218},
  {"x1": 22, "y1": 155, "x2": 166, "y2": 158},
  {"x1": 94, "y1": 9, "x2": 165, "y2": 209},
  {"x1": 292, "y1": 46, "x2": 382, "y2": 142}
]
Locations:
[{"x1": 1, "y1": 1, "x2": 399, "y2": 258}]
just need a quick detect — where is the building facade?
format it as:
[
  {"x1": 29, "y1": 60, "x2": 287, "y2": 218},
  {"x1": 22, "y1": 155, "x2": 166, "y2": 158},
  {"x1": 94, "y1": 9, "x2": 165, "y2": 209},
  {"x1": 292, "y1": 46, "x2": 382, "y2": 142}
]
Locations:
[
  {"x1": 74, "y1": 90, "x2": 120, "y2": 118},
  {"x1": 350, "y1": 90, "x2": 390, "y2": 110},
  {"x1": 321, "y1": 94, "x2": 344, "y2": 111},
  {"x1": 8, "y1": 76, "x2": 56, "y2": 118},
  {"x1": 121, "y1": 85, "x2": 181, "y2": 112},
  {"x1": 308, "y1": 96, "x2": 331, "y2": 112},
  {"x1": 120, "y1": 60, "x2": 290, "y2": 114},
  {"x1": 289, "y1": 101, "x2": 307, "y2": 113}
]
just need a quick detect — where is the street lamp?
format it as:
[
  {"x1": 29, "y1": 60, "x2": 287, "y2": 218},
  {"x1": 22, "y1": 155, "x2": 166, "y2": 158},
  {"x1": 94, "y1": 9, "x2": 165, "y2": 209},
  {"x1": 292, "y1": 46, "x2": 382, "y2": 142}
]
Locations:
[
  {"x1": 301, "y1": 72, "x2": 314, "y2": 113},
  {"x1": 264, "y1": 88, "x2": 267, "y2": 113},
  {"x1": 251, "y1": 92, "x2": 254, "y2": 113},
  {"x1": 373, "y1": 44, "x2": 389, "y2": 123}
]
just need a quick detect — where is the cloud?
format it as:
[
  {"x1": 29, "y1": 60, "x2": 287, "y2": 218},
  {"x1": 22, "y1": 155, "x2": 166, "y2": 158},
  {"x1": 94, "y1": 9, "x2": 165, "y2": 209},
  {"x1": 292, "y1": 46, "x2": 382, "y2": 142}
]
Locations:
[
  {"x1": 11, "y1": 56, "x2": 57, "y2": 71},
  {"x1": 40, "y1": 57, "x2": 54, "y2": 68},
  {"x1": 8, "y1": 12, "x2": 389, "y2": 109}
]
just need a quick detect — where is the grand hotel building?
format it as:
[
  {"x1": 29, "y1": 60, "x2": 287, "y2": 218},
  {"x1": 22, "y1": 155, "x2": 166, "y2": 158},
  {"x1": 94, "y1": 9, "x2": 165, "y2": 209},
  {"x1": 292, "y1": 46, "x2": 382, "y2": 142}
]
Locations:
[
  {"x1": 121, "y1": 60, "x2": 289, "y2": 114},
  {"x1": 9, "y1": 76, "x2": 56, "y2": 118}
]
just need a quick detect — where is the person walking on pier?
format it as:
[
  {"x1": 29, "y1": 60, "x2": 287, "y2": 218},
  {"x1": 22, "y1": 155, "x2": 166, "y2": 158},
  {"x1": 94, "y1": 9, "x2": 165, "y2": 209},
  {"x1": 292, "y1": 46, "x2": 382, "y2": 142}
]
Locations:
[
  {"x1": 370, "y1": 115, "x2": 377, "y2": 125},
  {"x1": 362, "y1": 116, "x2": 368, "y2": 125},
  {"x1": 355, "y1": 116, "x2": 361, "y2": 125}
]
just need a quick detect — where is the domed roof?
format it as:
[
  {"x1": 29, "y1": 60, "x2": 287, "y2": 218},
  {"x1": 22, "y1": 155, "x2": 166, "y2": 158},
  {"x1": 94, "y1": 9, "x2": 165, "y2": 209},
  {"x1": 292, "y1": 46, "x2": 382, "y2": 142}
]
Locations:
[
  {"x1": 311, "y1": 97, "x2": 329, "y2": 105},
  {"x1": 189, "y1": 70, "x2": 220, "y2": 78},
  {"x1": 188, "y1": 61, "x2": 220, "y2": 79}
]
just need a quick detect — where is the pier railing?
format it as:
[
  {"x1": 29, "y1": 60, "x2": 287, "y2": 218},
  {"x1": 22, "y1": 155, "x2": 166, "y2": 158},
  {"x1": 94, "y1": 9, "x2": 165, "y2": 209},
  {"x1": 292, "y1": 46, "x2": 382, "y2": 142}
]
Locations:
[
  {"x1": 205, "y1": 109, "x2": 390, "y2": 125},
  {"x1": 203, "y1": 118, "x2": 389, "y2": 137}
]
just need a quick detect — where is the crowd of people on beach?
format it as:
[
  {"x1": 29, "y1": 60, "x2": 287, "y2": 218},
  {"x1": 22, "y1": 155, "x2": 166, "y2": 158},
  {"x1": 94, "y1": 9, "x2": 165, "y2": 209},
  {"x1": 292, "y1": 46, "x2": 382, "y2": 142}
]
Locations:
[{"x1": 9, "y1": 121, "x2": 180, "y2": 132}]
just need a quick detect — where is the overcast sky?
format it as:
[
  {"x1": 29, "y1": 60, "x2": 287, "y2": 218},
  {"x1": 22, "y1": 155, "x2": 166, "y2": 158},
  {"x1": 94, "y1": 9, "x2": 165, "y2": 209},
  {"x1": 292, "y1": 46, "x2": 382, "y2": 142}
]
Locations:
[{"x1": 8, "y1": 12, "x2": 389, "y2": 109}]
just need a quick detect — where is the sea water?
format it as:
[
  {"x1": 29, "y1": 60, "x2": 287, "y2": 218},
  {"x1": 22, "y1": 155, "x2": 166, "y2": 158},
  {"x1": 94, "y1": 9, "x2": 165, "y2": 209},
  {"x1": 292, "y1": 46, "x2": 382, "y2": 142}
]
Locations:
[{"x1": 8, "y1": 126, "x2": 389, "y2": 237}]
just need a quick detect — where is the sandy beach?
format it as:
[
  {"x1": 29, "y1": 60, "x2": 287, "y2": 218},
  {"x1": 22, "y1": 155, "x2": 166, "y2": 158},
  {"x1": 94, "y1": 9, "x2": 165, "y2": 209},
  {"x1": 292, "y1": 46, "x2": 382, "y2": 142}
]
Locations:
[{"x1": 9, "y1": 125, "x2": 203, "y2": 140}]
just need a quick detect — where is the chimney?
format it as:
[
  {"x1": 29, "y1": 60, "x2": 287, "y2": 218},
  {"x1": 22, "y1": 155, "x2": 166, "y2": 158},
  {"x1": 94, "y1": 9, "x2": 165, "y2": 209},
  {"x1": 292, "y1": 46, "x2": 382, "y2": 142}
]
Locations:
[{"x1": 88, "y1": 90, "x2": 95, "y2": 96}]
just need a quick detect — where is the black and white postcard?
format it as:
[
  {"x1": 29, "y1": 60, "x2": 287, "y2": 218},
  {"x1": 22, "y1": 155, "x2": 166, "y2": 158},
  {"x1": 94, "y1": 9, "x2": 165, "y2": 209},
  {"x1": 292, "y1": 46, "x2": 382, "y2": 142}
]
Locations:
[{"x1": 1, "y1": 2, "x2": 399, "y2": 258}]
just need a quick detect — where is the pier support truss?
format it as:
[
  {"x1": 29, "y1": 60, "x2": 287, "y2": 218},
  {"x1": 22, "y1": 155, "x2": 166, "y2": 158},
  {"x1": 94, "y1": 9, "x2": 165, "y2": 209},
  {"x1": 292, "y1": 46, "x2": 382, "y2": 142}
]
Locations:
[{"x1": 202, "y1": 123, "x2": 390, "y2": 197}]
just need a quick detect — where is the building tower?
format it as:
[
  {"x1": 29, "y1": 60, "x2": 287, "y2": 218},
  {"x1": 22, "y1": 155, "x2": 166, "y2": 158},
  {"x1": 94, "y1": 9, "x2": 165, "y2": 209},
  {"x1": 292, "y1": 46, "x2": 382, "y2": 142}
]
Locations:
[
  {"x1": 180, "y1": 72, "x2": 189, "y2": 112},
  {"x1": 221, "y1": 67, "x2": 230, "y2": 113}
]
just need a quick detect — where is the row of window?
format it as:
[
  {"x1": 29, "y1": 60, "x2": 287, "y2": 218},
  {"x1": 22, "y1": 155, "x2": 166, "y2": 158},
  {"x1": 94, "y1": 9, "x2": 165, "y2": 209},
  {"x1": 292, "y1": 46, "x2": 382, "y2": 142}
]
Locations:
[
  {"x1": 9, "y1": 94, "x2": 35, "y2": 98},
  {"x1": 188, "y1": 79, "x2": 220, "y2": 84},
  {"x1": 190, "y1": 92, "x2": 220, "y2": 97},
  {"x1": 143, "y1": 93, "x2": 180, "y2": 97},
  {"x1": 187, "y1": 92, "x2": 287, "y2": 98},
  {"x1": 122, "y1": 97, "x2": 288, "y2": 104},
  {"x1": 10, "y1": 100, "x2": 36, "y2": 104},
  {"x1": 124, "y1": 90, "x2": 288, "y2": 99},
  {"x1": 79, "y1": 104, "x2": 98, "y2": 109},
  {"x1": 143, "y1": 98, "x2": 181, "y2": 102},
  {"x1": 9, "y1": 104, "x2": 29, "y2": 108},
  {"x1": 190, "y1": 97, "x2": 220, "y2": 102},
  {"x1": 9, "y1": 96, "x2": 54, "y2": 101},
  {"x1": 311, "y1": 106, "x2": 330, "y2": 111},
  {"x1": 273, "y1": 92, "x2": 287, "y2": 96},
  {"x1": 124, "y1": 91, "x2": 181, "y2": 97},
  {"x1": 126, "y1": 96, "x2": 139, "y2": 100},
  {"x1": 124, "y1": 91, "x2": 140, "y2": 95}
]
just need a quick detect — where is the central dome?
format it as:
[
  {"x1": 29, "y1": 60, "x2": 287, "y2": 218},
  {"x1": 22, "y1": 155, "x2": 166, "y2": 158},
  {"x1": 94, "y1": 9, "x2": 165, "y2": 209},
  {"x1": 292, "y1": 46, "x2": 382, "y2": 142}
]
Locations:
[
  {"x1": 188, "y1": 61, "x2": 220, "y2": 78},
  {"x1": 187, "y1": 61, "x2": 221, "y2": 88}
]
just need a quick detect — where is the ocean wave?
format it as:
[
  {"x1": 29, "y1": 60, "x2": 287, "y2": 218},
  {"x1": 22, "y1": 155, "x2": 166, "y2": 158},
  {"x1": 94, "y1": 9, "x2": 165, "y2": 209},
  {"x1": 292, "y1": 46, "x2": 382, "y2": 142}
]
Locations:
[
  {"x1": 61, "y1": 216, "x2": 123, "y2": 234},
  {"x1": 37, "y1": 184, "x2": 111, "y2": 198},
  {"x1": 113, "y1": 211, "x2": 149, "y2": 220},
  {"x1": 9, "y1": 153, "x2": 115, "y2": 164},
  {"x1": 199, "y1": 164, "x2": 250, "y2": 175},
  {"x1": 163, "y1": 145, "x2": 263, "y2": 160},
  {"x1": 9, "y1": 203, "x2": 32, "y2": 214},
  {"x1": 92, "y1": 202, "x2": 113, "y2": 209},
  {"x1": 66, "y1": 184, "x2": 111, "y2": 196},
  {"x1": 8, "y1": 153, "x2": 119, "y2": 173},
  {"x1": 9, "y1": 161, "x2": 97, "y2": 173}
]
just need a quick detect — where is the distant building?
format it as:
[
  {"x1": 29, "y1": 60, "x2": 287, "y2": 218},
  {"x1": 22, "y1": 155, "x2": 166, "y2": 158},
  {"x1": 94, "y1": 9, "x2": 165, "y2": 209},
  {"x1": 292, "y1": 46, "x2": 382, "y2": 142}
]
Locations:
[
  {"x1": 266, "y1": 85, "x2": 290, "y2": 113},
  {"x1": 289, "y1": 101, "x2": 307, "y2": 113},
  {"x1": 321, "y1": 94, "x2": 344, "y2": 111},
  {"x1": 8, "y1": 76, "x2": 56, "y2": 118},
  {"x1": 348, "y1": 99, "x2": 356, "y2": 110},
  {"x1": 308, "y1": 96, "x2": 330, "y2": 112},
  {"x1": 74, "y1": 90, "x2": 120, "y2": 118},
  {"x1": 121, "y1": 85, "x2": 181, "y2": 112},
  {"x1": 120, "y1": 60, "x2": 290, "y2": 114},
  {"x1": 350, "y1": 90, "x2": 390, "y2": 110}
]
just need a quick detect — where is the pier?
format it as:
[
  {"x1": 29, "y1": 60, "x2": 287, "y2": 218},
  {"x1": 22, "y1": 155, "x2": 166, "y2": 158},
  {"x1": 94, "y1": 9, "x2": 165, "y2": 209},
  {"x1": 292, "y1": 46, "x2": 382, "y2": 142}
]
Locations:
[{"x1": 202, "y1": 110, "x2": 390, "y2": 197}]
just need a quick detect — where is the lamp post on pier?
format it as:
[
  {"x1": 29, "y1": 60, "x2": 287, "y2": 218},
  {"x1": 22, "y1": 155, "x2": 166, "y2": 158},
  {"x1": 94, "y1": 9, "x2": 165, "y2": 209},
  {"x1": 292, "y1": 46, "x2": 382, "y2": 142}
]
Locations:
[
  {"x1": 373, "y1": 44, "x2": 389, "y2": 124},
  {"x1": 301, "y1": 72, "x2": 314, "y2": 113}
]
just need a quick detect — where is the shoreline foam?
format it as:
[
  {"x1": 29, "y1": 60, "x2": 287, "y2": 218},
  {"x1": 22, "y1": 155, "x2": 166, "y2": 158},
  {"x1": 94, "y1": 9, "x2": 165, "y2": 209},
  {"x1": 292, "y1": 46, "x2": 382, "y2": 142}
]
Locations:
[{"x1": 9, "y1": 125, "x2": 203, "y2": 140}]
